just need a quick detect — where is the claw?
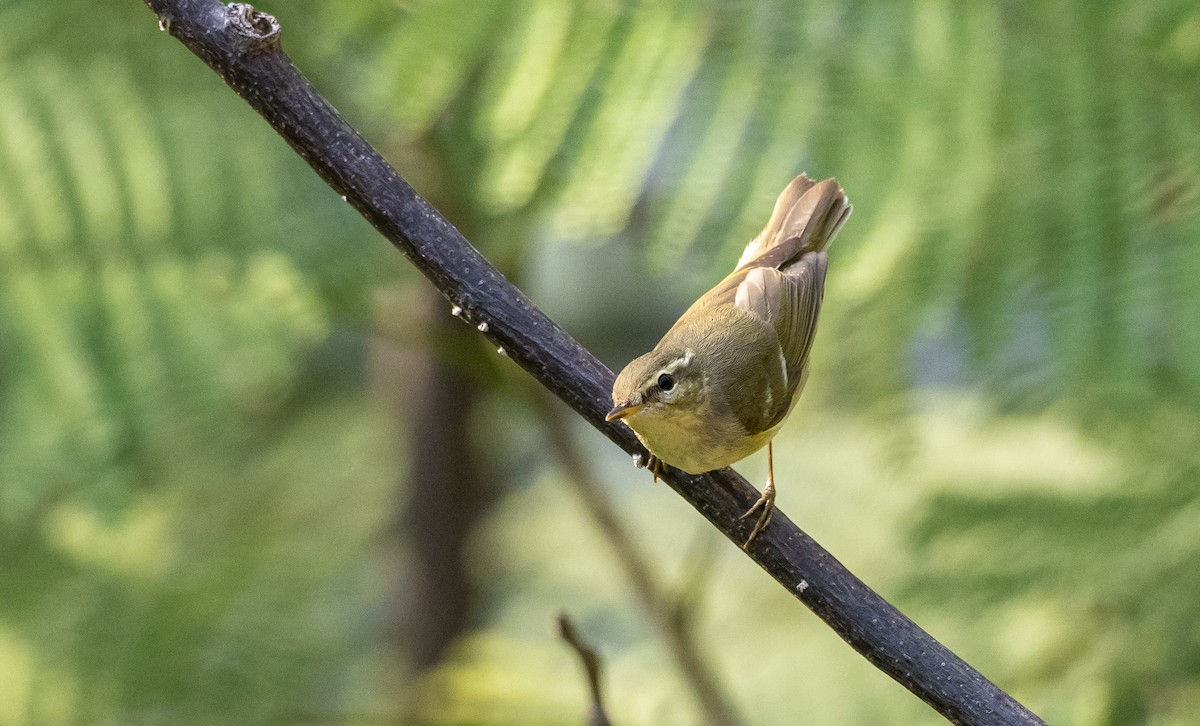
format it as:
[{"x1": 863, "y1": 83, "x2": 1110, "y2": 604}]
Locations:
[
  {"x1": 740, "y1": 482, "x2": 775, "y2": 548},
  {"x1": 740, "y1": 441, "x2": 778, "y2": 549},
  {"x1": 648, "y1": 454, "x2": 664, "y2": 482},
  {"x1": 633, "y1": 453, "x2": 665, "y2": 482}
]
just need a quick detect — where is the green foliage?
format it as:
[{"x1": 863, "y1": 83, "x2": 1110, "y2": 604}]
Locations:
[
  {"x1": 3, "y1": 0, "x2": 1200, "y2": 723},
  {"x1": 0, "y1": 50, "x2": 352, "y2": 517},
  {"x1": 314, "y1": 0, "x2": 1200, "y2": 414},
  {"x1": 303, "y1": 1, "x2": 1200, "y2": 723},
  {"x1": 906, "y1": 400, "x2": 1200, "y2": 722},
  {"x1": 0, "y1": 3, "x2": 398, "y2": 723},
  {"x1": 0, "y1": 397, "x2": 399, "y2": 724}
]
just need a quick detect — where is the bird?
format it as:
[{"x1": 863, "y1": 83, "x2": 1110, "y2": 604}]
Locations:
[{"x1": 606, "y1": 173, "x2": 851, "y2": 547}]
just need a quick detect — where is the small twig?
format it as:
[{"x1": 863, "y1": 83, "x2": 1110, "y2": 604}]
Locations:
[
  {"x1": 535, "y1": 391, "x2": 742, "y2": 726},
  {"x1": 558, "y1": 613, "x2": 613, "y2": 726}
]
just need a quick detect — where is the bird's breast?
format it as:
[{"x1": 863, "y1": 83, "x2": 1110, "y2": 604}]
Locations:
[{"x1": 623, "y1": 402, "x2": 775, "y2": 475}]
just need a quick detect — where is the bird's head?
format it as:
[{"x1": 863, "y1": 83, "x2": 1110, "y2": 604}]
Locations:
[{"x1": 607, "y1": 347, "x2": 706, "y2": 425}]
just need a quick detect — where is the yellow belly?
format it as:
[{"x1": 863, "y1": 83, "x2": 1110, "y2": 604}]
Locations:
[{"x1": 624, "y1": 405, "x2": 777, "y2": 474}]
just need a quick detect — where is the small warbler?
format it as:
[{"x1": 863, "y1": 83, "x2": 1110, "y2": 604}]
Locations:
[{"x1": 607, "y1": 174, "x2": 851, "y2": 547}]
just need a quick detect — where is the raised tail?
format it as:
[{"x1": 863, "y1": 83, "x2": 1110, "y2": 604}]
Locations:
[{"x1": 735, "y1": 174, "x2": 852, "y2": 271}]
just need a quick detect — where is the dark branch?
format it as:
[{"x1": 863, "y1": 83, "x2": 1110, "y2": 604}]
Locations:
[{"x1": 139, "y1": 2, "x2": 1045, "y2": 724}]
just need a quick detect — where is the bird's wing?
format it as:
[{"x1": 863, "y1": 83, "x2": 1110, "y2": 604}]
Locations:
[{"x1": 733, "y1": 252, "x2": 827, "y2": 429}]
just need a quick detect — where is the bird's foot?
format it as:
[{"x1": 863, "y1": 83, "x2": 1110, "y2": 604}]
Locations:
[
  {"x1": 633, "y1": 453, "x2": 665, "y2": 482},
  {"x1": 648, "y1": 454, "x2": 664, "y2": 482},
  {"x1": 739, "y1": 479, "x2": 776, "y2": 549}
]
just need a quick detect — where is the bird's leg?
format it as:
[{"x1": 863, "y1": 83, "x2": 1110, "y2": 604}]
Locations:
[{"x1": 739, "y1": 441, "x2": 777, "y2": 548}]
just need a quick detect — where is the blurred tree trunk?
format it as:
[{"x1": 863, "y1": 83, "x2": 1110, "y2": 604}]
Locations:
[
  {"x1": 371, "y1": 114, "x2": 502, "y2": 671},
  {"x1": 375, "y1": 285, "x2": 484, "y2": 670}
]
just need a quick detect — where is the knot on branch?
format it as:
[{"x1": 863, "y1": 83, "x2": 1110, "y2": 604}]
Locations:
[{"x1": 226, "y1": 3, "x2": 279, "y2": 45}]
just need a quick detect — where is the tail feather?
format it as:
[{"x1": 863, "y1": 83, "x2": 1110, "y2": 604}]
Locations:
[{"x1": 735, "y1": 174, "x2": 852, "y2": 271}]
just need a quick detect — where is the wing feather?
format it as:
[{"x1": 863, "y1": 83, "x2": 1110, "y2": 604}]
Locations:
[{"x1": 733, "y1": 252, "x2": 828, "y2": 428}]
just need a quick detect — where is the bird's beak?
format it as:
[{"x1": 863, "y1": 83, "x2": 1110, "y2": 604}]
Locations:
[{"x1": 605, "y1": 401, "x2": 643, "y2": 422}]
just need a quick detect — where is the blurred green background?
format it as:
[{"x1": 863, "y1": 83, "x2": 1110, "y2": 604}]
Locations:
[{"x1": 2, "y1": 0, "x2": 1199, "y2": 723}]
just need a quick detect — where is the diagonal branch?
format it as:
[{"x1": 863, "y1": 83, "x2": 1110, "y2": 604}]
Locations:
[{"x1": 139, "y1": 2, "x2": 1045, "y2": 724}]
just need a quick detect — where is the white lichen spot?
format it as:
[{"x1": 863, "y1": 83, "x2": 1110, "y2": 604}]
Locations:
[
  {"x1": 632, "y1": 453, "x2": 645, "y2": 469},
  {"x1": 340, "y1": 195, "x2": 348, "y2": 202},
  {"x1": 158, "y1": 16, "x2": 170, "y2": 32},
  {"x1": 497, "y1": 347, "x2": 507, "y2": 357},
  {"x1": 477, "y1": 322, "x2": 489, "y2": 333},
  {"x1": 450, "y1": 306, "x2": 463, "y2": 318},
  {"x1": 796, "y1": 580, "x2": 809, "y2": 592}
]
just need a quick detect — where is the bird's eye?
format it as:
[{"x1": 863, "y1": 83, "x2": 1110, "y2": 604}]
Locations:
[{"x1": 657, "y1": 373, "x2": 675, "y2": 392}]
